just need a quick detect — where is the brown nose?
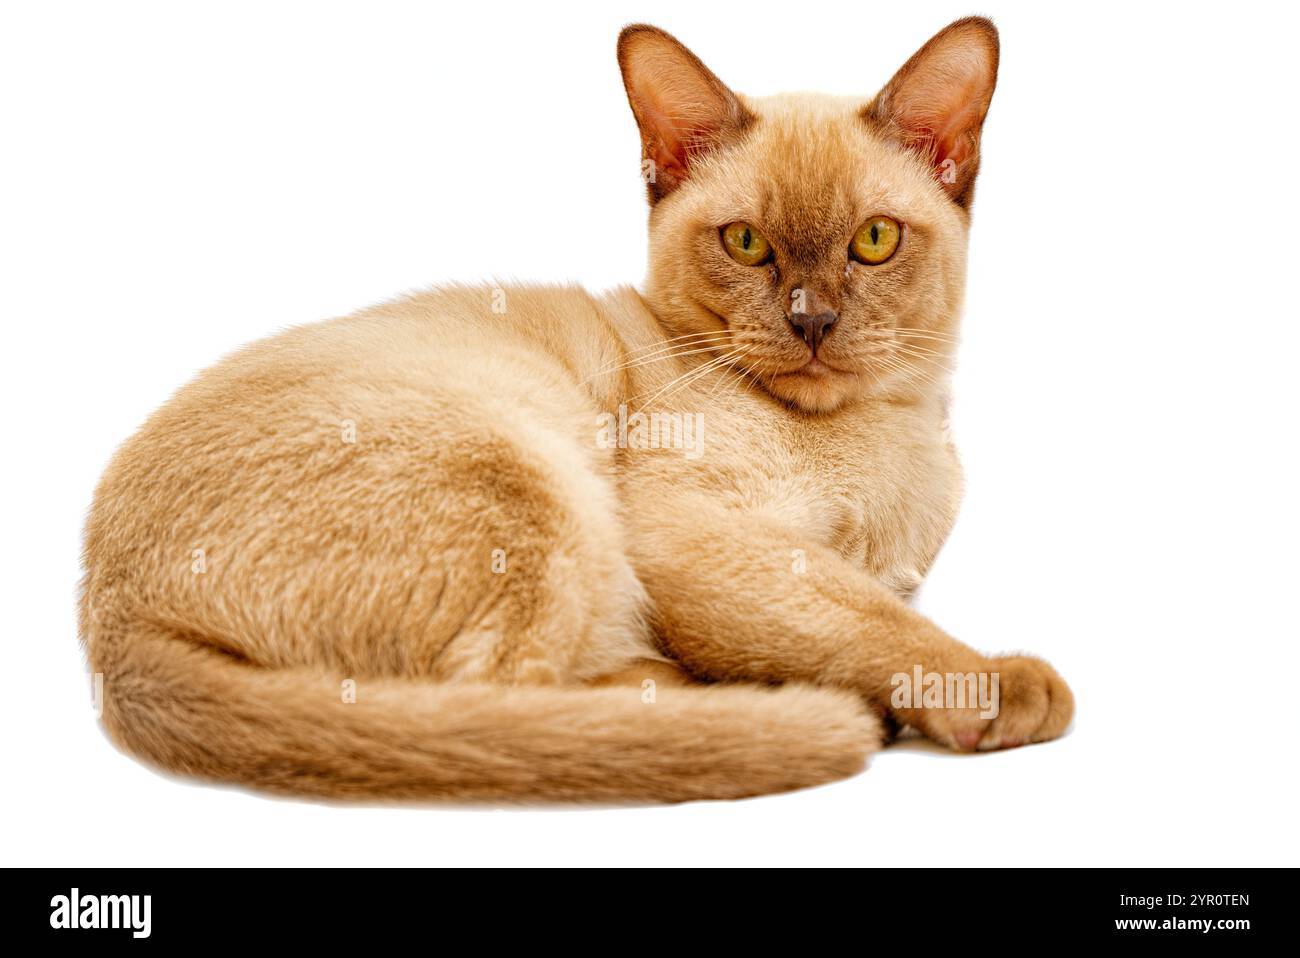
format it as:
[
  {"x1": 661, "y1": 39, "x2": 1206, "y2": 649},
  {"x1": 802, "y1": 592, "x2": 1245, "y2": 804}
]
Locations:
[{"x1": 788, "y1": 312, "x2": 837, "y2": 352}]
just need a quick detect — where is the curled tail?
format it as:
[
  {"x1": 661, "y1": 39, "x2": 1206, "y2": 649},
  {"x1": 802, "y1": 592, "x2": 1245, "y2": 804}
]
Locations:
[{"x1": 93, "y1": 626, "x2": 880, "y2": 802}]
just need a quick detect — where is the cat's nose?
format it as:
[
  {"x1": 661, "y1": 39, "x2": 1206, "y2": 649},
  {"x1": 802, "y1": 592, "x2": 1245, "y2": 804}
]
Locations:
[{"x1": 788, "y1": 312, "x2": 837, "y2": 352}]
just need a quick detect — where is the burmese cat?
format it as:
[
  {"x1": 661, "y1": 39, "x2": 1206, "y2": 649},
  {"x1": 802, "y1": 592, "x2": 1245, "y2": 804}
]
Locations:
[{"x1": 80, "y1": 17, "x2": 1073, "y2": 802}]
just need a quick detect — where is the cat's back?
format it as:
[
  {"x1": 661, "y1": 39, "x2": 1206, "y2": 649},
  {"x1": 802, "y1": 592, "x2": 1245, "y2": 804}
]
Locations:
[
  {"x1": 83, "y1": 283, "x2": 638, "y2": 588},
  {"x1": 113, "y1": 283, "x2": 635, "y2": 448},
  {"x1": 80, "y1": 282, "x2": 652, "y2": 676}
]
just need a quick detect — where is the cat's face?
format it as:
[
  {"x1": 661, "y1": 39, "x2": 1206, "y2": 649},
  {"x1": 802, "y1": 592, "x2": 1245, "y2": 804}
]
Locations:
[{"x1": 619, "y1": 19, "x2": 999, "y2": 413}]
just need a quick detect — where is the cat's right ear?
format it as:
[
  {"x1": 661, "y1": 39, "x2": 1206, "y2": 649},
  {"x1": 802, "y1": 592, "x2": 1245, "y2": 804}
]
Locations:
[{"x1": 617, "y1": 25, "x2": 754, "y2": 203}]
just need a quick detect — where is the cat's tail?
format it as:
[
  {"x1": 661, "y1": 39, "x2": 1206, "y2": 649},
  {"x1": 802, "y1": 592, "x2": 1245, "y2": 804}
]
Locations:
[{"x1": 94, "y1": 626, "x2": 880, "y2": 802}]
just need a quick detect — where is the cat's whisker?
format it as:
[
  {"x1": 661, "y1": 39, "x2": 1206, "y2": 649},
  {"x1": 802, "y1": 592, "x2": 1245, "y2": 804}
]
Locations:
[
  {"x1": 890, "y1": 328, "x2": 961, "y2": 344},
  {"x1": 703, "y1": 345, "x2": 757, "y2": 403},
  {"x1": 582, "y1": 332, "x2": 734, "y2": 383},
  {"x1": 889, "y1": 344, "x2": 955, "y2": 370},
  {"x1": 652, "y1": 349, "x2": 748, "y2": 408},
  {"x1": 878, "y1": 355, "x2": 932, "y2": 390},
  {"x1": 888, "y1": 341, "x2": 952, "y2": 361},
  {"x1": 605, "y1": 341, "x2": 737, "y2": 378},
  {"x1": 636, "y1": 329, "x2": 733, "y2": 346},
  {"x1": 632, "y1": 348, "x2": 746, "y2": 413},
  {"x1": 891, "y1": 343, "x2": 955, "y2": 357},
  {"x1": 877, "y1": 345, "x2": 941, "y2": 380},
  {"x1": 626, "y1": 330, "x2": 735, "y2": 353},
  {"x1": 663, "y1": 351, "x2": 749, "y2": 409},
  {"x1": 880, "y1": 353, "x2": 949, "y2": 391},
  {"x1": 590, "y1": 329, "x2": 733, "y2": 367},
  {"x1": 883, "y1": 343, "x2": 946, "y2": 374}
]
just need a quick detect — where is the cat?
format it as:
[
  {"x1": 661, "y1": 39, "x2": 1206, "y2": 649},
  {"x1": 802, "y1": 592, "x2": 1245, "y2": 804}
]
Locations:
[{"x1": 79, "y1": 17, "x2": 1073, "y2": 802}]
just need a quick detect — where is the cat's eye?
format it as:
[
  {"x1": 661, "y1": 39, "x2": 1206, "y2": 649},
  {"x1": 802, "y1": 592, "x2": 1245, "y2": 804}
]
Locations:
[
  {"x1": 850, "y1": 216, "x2": 901, "y2": 265},
  {"x1": 721, "y1": 222, "x2": 772, "y2": 266}
]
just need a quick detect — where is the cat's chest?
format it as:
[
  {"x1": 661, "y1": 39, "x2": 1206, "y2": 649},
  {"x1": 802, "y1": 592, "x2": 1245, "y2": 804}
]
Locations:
[
  {"x1": 808, "y1": 427, "x2": 959, "y2": 593},
  {"x1": 673, "y1": 394, "x2": 961, "y2": 593}
]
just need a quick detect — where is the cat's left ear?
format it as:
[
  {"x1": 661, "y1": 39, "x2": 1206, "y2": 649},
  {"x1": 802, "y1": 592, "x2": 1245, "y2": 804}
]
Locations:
[
  {"x1": 618, "y1": 25, "x2": 754, "y2": 203},
  {"x1": 864, "y1": 17, "x2": 1000, "y2": 207}
]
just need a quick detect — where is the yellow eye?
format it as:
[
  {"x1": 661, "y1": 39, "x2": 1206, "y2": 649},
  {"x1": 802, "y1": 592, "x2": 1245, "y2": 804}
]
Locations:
[
  {"x1": 850, "y1": 216, "x2": 901, "y2": 265},
  {"x1": 721, "y1": 222, "x2": 772, "y2": 266}
]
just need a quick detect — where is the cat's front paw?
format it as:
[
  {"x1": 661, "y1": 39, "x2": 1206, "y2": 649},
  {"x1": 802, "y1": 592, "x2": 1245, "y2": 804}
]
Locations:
[
  {"x1": 973, "y1": 655, "x2": 1074, "y2": 750},
  {"x1": 899, "y1": 654, "x2": 1074, "y2": 752}
]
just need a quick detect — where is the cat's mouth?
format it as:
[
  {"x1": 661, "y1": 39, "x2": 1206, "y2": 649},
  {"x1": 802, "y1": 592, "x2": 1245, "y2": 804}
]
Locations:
[
  {"x1": 772, "y1": 356, "x2": 850, "y2": 379},
  {"x1": 725, "y1": 339, "x2": 867, "y2": 412},
  {"x1": 801, "y1": 357, "x2": 838, "y2": 377}
]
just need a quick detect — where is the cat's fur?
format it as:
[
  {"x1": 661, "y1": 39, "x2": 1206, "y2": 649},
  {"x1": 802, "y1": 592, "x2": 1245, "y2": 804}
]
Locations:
[{"x1": 79, "y1": 17, "x2": 1073, "y2": 802}]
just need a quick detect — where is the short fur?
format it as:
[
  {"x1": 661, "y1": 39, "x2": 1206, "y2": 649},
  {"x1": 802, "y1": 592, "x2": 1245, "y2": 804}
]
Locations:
[{"x1": 80, "y1": 18, "x2": 1073, "y2": 803}]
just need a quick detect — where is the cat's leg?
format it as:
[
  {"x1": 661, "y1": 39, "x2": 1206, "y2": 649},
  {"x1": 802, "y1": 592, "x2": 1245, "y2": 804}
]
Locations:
[
  {"x1": 406, "y1": 410, "x2": 654, "y2": 686},
  {"x1": 627, "y1": 498, "x2": 1073, "y2": 750}
]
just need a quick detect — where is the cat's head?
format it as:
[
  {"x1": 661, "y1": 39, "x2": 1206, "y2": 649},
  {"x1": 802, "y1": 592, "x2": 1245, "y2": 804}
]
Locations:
[{"x1": 618, "y1": 18, "x2": 998, "y2": 413}]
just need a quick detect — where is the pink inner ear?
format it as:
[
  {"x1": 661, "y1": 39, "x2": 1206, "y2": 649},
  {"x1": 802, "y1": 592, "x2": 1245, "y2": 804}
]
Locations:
[
  {"x1": 633, "y1": 81, "x2": 730, "y2": 183},
  {"x1": 652, "y1": 141, "x2": 687, "y2": 181},
  {"x1": 619, "y1": 28, "x2": 748, "y2": 197},
  {"x1": 641, "y1": 102, "x2": 708, "y2": 180},
  {"x1": 874, "y1": 22, "x2": 999, "y2": 198},
  {"x1": 893, "y1": 73, "x2": 986, "y2": 174}
]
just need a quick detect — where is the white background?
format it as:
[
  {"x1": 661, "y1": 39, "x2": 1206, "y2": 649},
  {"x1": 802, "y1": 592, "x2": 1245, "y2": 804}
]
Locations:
[{"x1": 3, "y1": 0, "x2": 1297, "y2": 867}]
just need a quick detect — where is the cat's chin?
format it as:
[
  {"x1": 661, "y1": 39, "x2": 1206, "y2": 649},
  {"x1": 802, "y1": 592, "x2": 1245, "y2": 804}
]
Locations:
[{"x1": 762, "y1": 364, "x2": 861, "y2": 414}]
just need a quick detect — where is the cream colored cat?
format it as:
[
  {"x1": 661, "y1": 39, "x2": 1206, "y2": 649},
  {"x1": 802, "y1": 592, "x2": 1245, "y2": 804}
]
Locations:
[{"x1": 80, "y1": 17, "x2": 1073, "y2": 802}]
